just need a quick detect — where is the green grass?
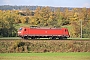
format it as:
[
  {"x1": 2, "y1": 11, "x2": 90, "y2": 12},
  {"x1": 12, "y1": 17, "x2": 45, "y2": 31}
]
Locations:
[
  {"x1": 62, "y1": 25, "x2": 72, "y2": 31},
  {"x1": 0, "y1": 52, "x2": 90, "y2": 60},
  {"x1": 14, "y1": 23, "x2": 30, "y2": 29},
  {"x1": 0, "y1": 37, "x2": 21, "y2": 40},
  {"x1": 68, "y1": 38, "x2": 90, "y2": 40}
]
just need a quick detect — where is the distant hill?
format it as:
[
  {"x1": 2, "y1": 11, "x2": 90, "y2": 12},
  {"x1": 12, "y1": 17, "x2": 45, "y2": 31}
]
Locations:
[{"x1": 0, "y1": 5, "x2": 73, "y2": 11}]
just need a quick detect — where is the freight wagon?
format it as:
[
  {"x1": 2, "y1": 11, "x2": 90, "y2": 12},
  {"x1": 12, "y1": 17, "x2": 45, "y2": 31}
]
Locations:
[{"x1": 18, "y1": 26, "x2": 70, "y2": 39}]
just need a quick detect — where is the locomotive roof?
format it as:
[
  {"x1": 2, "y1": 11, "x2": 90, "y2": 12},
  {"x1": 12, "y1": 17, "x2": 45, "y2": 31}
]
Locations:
[
  {"x1": 20, "y1": 27, "x2": 67, "y2": 29},
  {"x1": 30, "y1": 27, "x2": 67, "y2": 29}
]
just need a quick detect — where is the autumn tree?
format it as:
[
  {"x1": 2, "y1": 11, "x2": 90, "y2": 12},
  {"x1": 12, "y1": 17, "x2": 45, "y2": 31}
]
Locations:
[
  {"x1": 39, "y1": 6, "x2": 51, "y2": 26},
  {"x1": 0, "y1": 10, "x2": 17, "y2": 37},
  {"x1": 0, "y1": 6, "x2": 90, "y2": 38},
  {"x1": 53, "y1": 8, "x2": 63, "y2": 27},
  {"x1": 83, "y1": 21, "x2": 90, "y2": 38},
  {"x1": 47, "y1": 11, "x2": 57, "y2": 27},
  {"x1": 62, "y1": 8, "x2": 70, "y2": 25},
  {"x1": 87, "y1": 8, "x2": 90, "y2": 20},
  {"x1": 33, "y1": 7, "x2": 41, "y2": 25}
]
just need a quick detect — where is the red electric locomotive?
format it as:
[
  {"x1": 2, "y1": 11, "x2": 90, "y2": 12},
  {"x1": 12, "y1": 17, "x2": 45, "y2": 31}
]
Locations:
[{"x1": 18, "y1": 26, "x2": 70, "y2": 39}]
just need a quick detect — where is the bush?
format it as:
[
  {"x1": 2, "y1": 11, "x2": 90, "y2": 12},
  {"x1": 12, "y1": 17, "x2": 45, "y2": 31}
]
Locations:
[{"x1": 0, "y1": 40, "x2": 90, "y2": 53}]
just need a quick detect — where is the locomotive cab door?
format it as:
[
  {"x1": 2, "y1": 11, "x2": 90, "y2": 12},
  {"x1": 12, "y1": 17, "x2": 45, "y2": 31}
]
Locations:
[
  {"x1": 64, "y1": 29, "x2": 70, "y2": 38},
  {"x1": 23, "y1": 28, "x2": 29, "y2": 36}
]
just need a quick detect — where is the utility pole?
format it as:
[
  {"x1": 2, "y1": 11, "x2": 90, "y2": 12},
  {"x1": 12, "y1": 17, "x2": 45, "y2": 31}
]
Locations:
[{"x1": 80, "y1": 20, "x2": 82, "y2": 38}]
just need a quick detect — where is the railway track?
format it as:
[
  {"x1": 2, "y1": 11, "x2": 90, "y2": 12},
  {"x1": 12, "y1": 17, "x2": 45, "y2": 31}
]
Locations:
[{"x1": 0, "y1": 38, "x2": 90, "y2": 42}]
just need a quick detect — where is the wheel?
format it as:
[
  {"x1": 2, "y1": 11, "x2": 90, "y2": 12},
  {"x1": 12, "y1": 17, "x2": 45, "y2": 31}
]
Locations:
[
  {"x1": 23, "y1": 36, "x2": 28, "y2": 39},
  {"x1": 63, "y1": 37, "x2": 67, "y2": 39},
  {"x1": 31, "y1": 37, "x2": 36, "y2": 40},
  {"x1": 58, "y1": 37, "x2": 67, "y2": 40},
  {"x1": 58, "y1": 37, "x2": 63, "y2": 40},
  {"x1": 52, "y1": 37, "x2": 56, "y2": 40}
]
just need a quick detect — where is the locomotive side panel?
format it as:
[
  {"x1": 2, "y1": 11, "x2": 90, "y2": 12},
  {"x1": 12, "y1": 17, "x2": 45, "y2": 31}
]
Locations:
[
  {"x1": 18, "y1": 27, "x2": 70, "y2": 39},
  {"x1": 28, "y1": 28, "x2": 64, "y2": 36}
]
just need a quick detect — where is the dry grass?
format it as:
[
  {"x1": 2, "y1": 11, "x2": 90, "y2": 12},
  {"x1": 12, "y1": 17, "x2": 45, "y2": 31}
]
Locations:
[
  {"x1": 0, "y1": 56, "x2": 90, "y2": 60},
  {"x1": 0, "y1": 40, "x2": 90, "y2": 53},
  {"x1": 0, "y1": 53, "x2": 90, "y2": 60}
]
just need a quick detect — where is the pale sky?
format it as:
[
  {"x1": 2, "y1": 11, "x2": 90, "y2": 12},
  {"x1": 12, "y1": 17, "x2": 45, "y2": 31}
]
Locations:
[{"x1": 0, "y1": 0, "x2": 90, "y2": 8}]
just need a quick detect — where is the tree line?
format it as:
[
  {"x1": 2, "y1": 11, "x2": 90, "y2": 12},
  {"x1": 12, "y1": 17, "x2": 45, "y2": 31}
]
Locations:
[
  {"x1": 0, "y1": 6, "x2": 90, "y2": 38},
  {"x1": 0, "y1": 5, "x2": 72, "y2": 11}
]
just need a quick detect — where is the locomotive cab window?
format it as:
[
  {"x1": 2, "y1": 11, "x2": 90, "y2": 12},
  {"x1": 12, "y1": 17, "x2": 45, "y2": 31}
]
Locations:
[
  {"x1": 65, "y1": 29, "x2": 67, "y2": 32},
  {"x1": 24, "y1": 29, "x2": 26, "y2": 31}
]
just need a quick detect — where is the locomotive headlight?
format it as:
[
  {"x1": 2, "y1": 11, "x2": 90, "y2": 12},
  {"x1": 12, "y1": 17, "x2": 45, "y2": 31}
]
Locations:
[{"x1": 18, "y1": 32, "x2": 21, "y2": 33}]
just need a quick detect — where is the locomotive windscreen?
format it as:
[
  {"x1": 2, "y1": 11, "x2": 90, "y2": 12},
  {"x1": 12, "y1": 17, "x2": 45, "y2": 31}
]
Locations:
[{"x1": 19, "y1": 28, "x2": 22, "y2": 31}]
